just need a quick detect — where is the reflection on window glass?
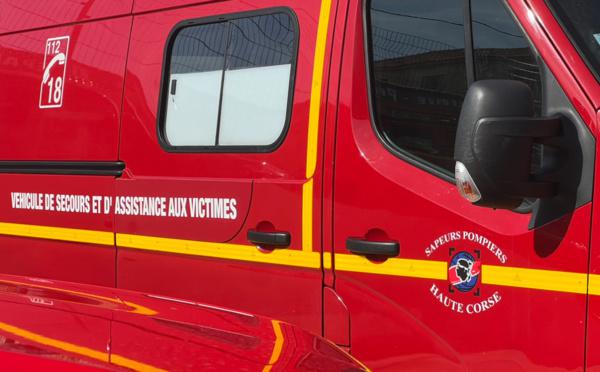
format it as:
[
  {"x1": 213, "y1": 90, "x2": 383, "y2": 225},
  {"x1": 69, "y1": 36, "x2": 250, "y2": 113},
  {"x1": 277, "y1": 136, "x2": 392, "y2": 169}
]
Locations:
[
  {"x1": 472, "y1": 0, "x2": 541, "y2": 114},
  {"x1": 163, "y1": 13, "x2": 296, "y2": 149},
  {"x1": 545, "y1": 0, "x2": 600, "y2": 83},
  {"x1": 219, "y1": 14, "x2": 295, "y2": 146},
  {"x1": 166, "y1": 23, "x2": 227, "y2": 146},
  {"x1": 369, "y1": 0, "x2": 467, "y2": 174},
  {"x1": 226, "y1": 14, "x2": 295, "y2": 70}
]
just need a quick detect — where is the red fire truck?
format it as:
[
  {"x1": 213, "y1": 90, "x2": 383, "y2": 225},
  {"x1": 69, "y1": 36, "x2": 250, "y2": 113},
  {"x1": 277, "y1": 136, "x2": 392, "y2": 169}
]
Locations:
[{"x1": 1, "y1": 0, "x2": 599, "y2": 370}]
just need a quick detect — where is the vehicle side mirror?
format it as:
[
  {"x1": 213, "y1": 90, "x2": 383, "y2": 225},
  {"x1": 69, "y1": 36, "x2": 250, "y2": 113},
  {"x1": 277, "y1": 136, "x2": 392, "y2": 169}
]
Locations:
[{"x1": 454, "y1": 80, "x2": 561, "y2": 210}]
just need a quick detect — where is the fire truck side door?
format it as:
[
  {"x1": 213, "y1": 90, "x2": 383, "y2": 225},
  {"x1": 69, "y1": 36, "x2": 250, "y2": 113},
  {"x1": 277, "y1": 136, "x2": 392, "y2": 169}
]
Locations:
[{"x1": 331, "y1": 0, "x2": 594, "y2": 370}]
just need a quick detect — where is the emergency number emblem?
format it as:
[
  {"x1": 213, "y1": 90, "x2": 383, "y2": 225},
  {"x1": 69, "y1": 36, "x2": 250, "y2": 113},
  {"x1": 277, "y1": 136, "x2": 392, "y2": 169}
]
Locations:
[{"x1": 39, "y1": 36, "x2": 70, "y2": 109}]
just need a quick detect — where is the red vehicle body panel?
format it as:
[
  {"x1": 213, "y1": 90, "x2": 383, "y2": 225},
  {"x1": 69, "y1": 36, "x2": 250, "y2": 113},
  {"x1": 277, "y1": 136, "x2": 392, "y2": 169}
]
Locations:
[
  {"x1": 0, "y1": 1, "x2": 133, "y2": 34},
  {"x1": 325, "y1": 0, "x2": 596, "y2": 370},
  {"x1": 0, "y1": 175, "x2": 115, "y2": 286},
  {"x1": 0, "y1": 274, "x2": 365, "y2": 371},
  {"x1": 0, "y1": 0, "x2": 599, "y2": 370},
  {"x1": 133, "y1": 0, "x2": 217, "y2": 14},
  {"x1": 116, "y1": 0, "x2": 327, "y2": 337},
  {"x1": 588, "y1": 110, "x2": 600, "y2": 372},
  {"x1": 0, "y1": 15, "x2": 130, "y2": 161}
]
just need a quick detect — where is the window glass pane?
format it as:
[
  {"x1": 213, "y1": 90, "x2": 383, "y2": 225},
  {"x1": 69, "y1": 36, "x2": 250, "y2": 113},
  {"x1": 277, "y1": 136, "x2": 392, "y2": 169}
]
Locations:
[
  {"x1": 165, "y1": 23, "x2": 227, "y2": 146},
  {"x1": 369, "y1": 0, "x2": 467, "y2": 174},
  {"x1": 472, "y1": 0, "x2": 541, "y2": 114},
  {"x1": 218, "y1": 14, "x2": 294, "y2": 146},
  {"x1": 544, "y1": 1, "x2": 600, "y2": 84}
]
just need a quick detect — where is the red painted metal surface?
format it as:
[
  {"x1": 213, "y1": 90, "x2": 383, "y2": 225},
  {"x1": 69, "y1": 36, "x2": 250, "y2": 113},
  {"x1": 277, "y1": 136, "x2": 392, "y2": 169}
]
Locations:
[
  {"x1": 0, "y1": 1, "x2": 133, "y2": 34},
  {"x1": 0, "y1": 15, "x2": 130, "y2": 161},
  {"x1": 0, "y1": 274, "x2": 365, "y2": 371},
  {"x1": 0, "y1": 8, "x2": 124, "y2": 284},
  {"x1": 133, "y1": 0, "x2": 222, "y2": 14},
  {"x1": 117, "y1": 0, "x2": 326, "y2": 337},
  {"x1": 329, "y1": 0, "x2": 595, "y2": 370},
  {"x1": 0, "y1": 351, "x2": 107, "y2": 372},
  {"x1": 116, "y1": 177, "x2": 252, "y2": 243},
  {"x1": 587, "y1": 110, "x2": 600, "y2": 372},
  {"x1": 0, "y1": 0, "x2": 599, "y2": 370},
  {"x1": 323, "y1": 287, "x2": 350, "y2": 347},
  {"x1": 0, "y1": 175, "x2": 115, "y2": 286}
]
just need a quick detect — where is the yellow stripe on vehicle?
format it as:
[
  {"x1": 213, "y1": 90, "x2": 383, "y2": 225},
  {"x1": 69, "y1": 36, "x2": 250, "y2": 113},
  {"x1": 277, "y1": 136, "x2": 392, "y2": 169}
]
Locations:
[
  {"x1": 110, "y1": 354, "x2": 166, "y2": 372},
  {"x1": 482, "y1": 265, "x2": 588, "y2": 294},
  {"x1": 306, "y1": 0, "x2": 333, "y2": 179},
  {"x1": 0, "y1": 321, "x2": 165, "y2": 371},
  {"x1": 323, "y1": 252, "x2": 332, "y2": 269},
  {"x1": 302, "y1": 179, "x2": 314, "y2": 252},
  {"x1": 333, "y1": 254, "x2": 448, "y2": 280},
  {"x1": 302, "y1": 0, "x2": 333, "y2": 253},
  {"x1": 0, "y1": 221, "x2": 113, "y2": 246},
  {"x1": 2, "y1": 222, "x2": 600, "y2": 296},
  {"x1": 587, "y1": 274, "x2": 600, "y2": 296},
  {"x1": 262, "y1": 320, "x2": 284, "y2": 372},
  {"x1": 117, "y1": 233, "x2": 321, "y2": 269},
  {"x1": 333, "y1": 255, "x2": 594, "y2": 296}
]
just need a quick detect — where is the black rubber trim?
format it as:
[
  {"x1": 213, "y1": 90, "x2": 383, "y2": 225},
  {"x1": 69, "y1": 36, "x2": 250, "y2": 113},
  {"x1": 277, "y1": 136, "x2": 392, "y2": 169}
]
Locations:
[
  {"x1": 0, "y1": 161, "x2": 126, "y2": 176},
  {"x1": 247, "y1": 230, "x2": 290, "y2": 248},
  {"x1": 346, "y1": 237, "x2": 399, "y2": 258},
  {"x1": 464, "y1": 0, "x2": 475, "y2": 86}
]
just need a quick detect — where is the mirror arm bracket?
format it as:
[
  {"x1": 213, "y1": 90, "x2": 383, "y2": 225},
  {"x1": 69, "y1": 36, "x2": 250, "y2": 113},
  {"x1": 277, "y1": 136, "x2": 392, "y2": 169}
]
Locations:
[{"x1": 475, "y1": 116, "x2": 562, "y2": 139}]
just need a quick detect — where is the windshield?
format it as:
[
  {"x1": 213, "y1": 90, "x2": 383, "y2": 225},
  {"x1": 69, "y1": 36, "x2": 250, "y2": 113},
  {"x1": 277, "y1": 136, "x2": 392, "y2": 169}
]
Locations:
[{"x1": 546, "y1": 0, "x2": 600, "y2": 81}]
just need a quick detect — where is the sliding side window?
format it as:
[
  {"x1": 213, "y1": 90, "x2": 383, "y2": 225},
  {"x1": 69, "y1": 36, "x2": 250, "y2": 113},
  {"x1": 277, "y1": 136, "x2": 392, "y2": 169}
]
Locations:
[{"x1": 160, "y1": 11, "x2": 297, "y2": 151}]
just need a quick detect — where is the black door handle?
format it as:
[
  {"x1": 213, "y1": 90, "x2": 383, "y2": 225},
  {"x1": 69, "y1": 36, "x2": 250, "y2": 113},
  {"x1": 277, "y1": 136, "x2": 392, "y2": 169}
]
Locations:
[
  {"x1": 247, "y1": 230, "x2": 291, "y2": 248},
  {"x1": 346, "y1": 238, "x2": 399, "y2": 258}
]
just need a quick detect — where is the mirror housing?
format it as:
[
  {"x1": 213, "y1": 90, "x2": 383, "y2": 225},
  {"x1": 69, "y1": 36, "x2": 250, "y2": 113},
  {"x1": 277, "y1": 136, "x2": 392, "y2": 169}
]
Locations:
[{"x1": 454, "y1": 80, "x2": 561, "y2": 209}]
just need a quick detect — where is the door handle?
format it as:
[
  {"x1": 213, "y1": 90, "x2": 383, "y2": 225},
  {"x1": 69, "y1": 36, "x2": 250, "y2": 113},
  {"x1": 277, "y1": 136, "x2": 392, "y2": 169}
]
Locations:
[
  {"x1": 247, "y1": 230, "x2": 291, "y2": 248},
  {"x1": 346, "y1": 238, "x2": 399, "y2": 258}
]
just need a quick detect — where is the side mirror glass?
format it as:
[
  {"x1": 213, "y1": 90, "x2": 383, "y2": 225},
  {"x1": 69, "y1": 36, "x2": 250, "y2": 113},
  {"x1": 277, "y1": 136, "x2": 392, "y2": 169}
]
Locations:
[{"x1": 454, "y1": 80, "x2": 561, "y2": 210}]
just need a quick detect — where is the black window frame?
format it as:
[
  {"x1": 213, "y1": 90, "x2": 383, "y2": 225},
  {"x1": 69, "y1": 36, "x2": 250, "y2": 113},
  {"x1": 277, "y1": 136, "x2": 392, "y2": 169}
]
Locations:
[
  {"x1": 363, "y1": 0, "x2": 541, "y2": 182},
  {"x1": 156, "y1": 7, "x2": 300, "y2": 154}
]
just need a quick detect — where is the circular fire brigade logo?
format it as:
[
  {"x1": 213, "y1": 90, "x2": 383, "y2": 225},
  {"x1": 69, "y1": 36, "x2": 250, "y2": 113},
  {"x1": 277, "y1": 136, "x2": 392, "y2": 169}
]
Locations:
[
  {"x1": 448, "y1": 251, "x2": 481, "y2": 292},
  {"x1": 425, "y1": 231, "x2": 507, "y2": 315}
]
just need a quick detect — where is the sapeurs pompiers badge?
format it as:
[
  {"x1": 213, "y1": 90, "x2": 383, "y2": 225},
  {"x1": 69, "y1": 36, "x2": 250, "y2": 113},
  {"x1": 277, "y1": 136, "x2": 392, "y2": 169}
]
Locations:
[{"x1": 425, "y1": 231, "x2": 507, "y2": 314}]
